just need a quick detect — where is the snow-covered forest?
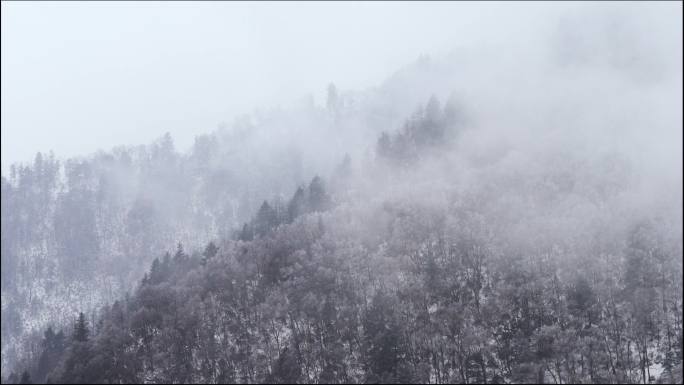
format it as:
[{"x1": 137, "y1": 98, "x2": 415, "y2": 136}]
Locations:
[{"x1": 1, "y1": 2, "x2": 682, "y2": 384}]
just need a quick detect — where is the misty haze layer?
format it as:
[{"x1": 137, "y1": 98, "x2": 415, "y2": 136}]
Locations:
[
  {"x1": 7, "y1": 2, "x2": 675, "y2": 173},
  {"x1": 1, "y1": 2, "x2": 682, "y2": 384}
]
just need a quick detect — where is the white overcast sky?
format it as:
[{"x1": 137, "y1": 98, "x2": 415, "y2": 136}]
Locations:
[{"x1": 0, "y1": 1, "x2": 678, "y2": 173}]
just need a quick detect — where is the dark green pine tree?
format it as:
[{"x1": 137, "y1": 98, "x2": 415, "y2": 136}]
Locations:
[
  {"x1": 19, "y1": 370, "x2": 31, "y2": 384},
  {"x1": 332, "y1": 153, "x2": 352, "y2": 187},
  {"x1": 287, "y1": 186, "x2": 307, "y2": 223},
  {"x1": 174, "y1": 242, "x2": 186, "y2": 262},
  {"x1": 35, "y1": 326, "x2": 65, "y2": 383},
  {"x1": 201, "y1": 241, "x2": 219, "y2": 265},
  {"x1": 254, "y1": 201, "x2": 277, "y2": 237},
  {"x1": 149, "y1": 257, "x2": 163, "y2": 285},
  {"x1": 60, "y1": 312, "x2": 93, "y2": 383},
  {"x1": 376, "y1": 131, "x2": 393, "y2": 160},
  {"x1": 308, "y1": 176, "x2": 331, "y2": 213},
  {"x1": 363, "y1": 291, "x2": 407, "y2": 383},
  {"x1": 238, "y1": 223, "x2": 253, "y2": 241},
  {"x1": 73, "y1": 312, "x2": 89, "y2": 343},
  {"x1": 268, "y1": 346, "x2": 301, "y2": 384},
  {"x1": 566, "y1": 275, "x2": 597, "y2": 326}
]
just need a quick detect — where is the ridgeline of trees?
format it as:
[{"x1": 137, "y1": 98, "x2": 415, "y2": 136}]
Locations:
[
  {"x1": 376, "y1": 96, "x2": 462, "y2": 167},
  {"x1": 238, "y1": 176, "x2": 332, "y2": 242}
]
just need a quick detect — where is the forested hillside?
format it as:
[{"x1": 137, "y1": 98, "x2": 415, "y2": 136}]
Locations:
[
  {"x1": 0, "y1": 77, "x2": 396, "y2": 372},
  {"x1": 3, "y1": 96, "x2": 683, "y2": 383},
  {"x1": 2, "y1": 5, "x2": 682, "y2": 383}
]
